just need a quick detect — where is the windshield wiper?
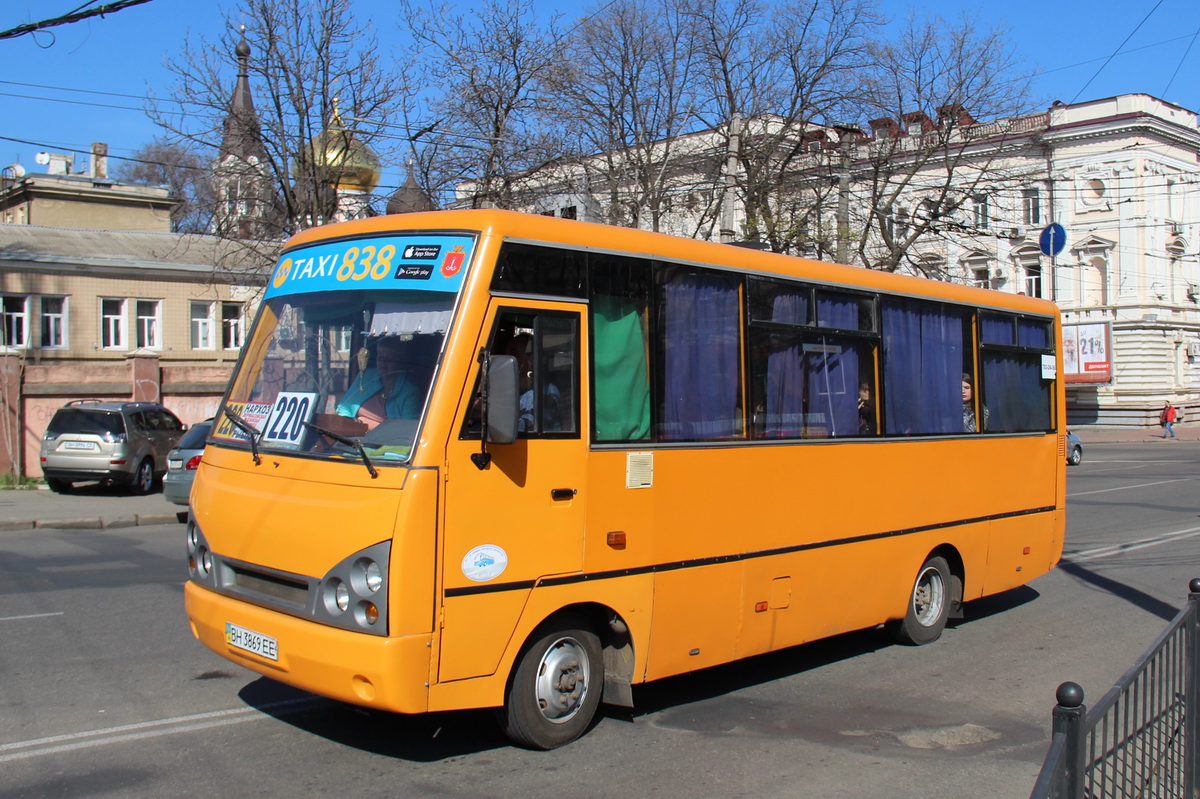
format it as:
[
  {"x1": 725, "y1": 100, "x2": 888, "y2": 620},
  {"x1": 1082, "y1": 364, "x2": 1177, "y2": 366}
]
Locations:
[
  {"x1": 302, "y1": 421, "x2": 379, "y2": 479},
  {"x1": 222, "y1": 407, "x2": 262, "y2": 465}
]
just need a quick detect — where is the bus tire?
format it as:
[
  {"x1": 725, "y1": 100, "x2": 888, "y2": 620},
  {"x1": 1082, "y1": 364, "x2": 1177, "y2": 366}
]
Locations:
[
  {"x1": 501, "y1": 615, "x2": 603, "y2": 750},
  {"x1": 890, "y1": 555, "x2": 952, "y2": 646}
]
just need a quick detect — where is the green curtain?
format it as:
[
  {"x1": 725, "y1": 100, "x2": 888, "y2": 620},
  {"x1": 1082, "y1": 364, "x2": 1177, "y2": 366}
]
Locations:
[{"x1": 593, "y1": 297, "x2": 651, "y2": 441}]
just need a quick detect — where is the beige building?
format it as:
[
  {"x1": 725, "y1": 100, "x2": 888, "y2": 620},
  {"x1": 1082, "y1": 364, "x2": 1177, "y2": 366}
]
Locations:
[
  {"x1": 0, "y1": 224, "x2": 264, "y2": 478},
  {"x1": 0, "y1": 143, "x2": 176, "y2": 232}
]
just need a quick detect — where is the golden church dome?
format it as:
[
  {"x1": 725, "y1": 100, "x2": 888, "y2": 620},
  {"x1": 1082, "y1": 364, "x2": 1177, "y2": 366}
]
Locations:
[{"x1": 296, "y1": 101, "x2": 382, "y2": 193}]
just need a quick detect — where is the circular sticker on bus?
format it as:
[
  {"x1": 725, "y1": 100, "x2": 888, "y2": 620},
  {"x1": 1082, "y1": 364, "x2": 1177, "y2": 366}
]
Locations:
[{"x1": 462, "y1": 544, "x2": 508, "y2": 582}]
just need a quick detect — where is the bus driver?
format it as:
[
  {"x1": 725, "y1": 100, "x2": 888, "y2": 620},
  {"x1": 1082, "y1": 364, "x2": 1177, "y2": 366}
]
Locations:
[{"x1": 336, "y1": 336, "x2": 423, "y2": 430}]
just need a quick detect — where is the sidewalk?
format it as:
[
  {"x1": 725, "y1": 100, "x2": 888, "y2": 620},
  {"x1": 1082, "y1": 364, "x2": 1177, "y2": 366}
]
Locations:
[
  {"x1": 1070, "y1": 422, "x2": 1200, "y2": 444},
  {"x1": 1, "y1": 425, "x2": 1192, "y2": 531},
  {"x1": 0, "y1": 485, "x2": 183, "y2": 532}
]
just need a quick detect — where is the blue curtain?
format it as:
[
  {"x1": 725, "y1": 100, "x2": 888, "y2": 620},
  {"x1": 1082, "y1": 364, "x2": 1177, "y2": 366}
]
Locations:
[
  {"x1": 1018, "y1": 319, "x2": 1050, "y2": 348},
  {"x1": 981, "y1": 315, "x2": 1013, "y2": 345},
  {"x1": 983, "y1": 353, "x2": 1051, "y2": 431},
  {"x1": 764, "y1": 336, "x2": 806, "y2": 437},
  {"x1": 661, "y1": 272, "x2": 741, "y2": 440},
  {"x1": 760, "y1": 293, "x2": 862, "y2": 439},
  {"x1": 810, "y1": 296, "x2": 860, "y2": 436},
  {"x1": 882, "y1": 299, "x2": 965, "y2": 434}
]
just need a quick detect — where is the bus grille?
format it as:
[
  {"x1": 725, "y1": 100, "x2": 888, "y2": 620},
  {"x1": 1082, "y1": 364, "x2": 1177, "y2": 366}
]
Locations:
[{"x1": 229, "y1": 564, "x2": 308, "y2": 609}]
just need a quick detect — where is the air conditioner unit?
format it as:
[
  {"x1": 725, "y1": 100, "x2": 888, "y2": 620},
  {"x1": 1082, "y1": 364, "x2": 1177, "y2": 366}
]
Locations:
[
  {"x1": 1004, "y1": 226, "x2": 1024, "y2": 238},
  {"x1": 1188, "y1": 340, "x2": 1200, "y2": 358}
]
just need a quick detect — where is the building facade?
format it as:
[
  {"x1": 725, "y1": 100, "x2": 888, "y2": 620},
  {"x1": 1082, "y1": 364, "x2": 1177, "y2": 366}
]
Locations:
[{"x1": 0, "y1": 225, "x2": 262, "y2": 478}]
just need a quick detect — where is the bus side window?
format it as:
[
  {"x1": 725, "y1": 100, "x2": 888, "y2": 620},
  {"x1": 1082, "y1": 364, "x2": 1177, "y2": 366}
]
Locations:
[{"x1": 463, "y1": 310, "x2": 579, "y2": 439}]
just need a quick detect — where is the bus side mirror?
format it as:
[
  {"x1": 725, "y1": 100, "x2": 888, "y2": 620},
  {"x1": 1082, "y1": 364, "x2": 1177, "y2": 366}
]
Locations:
[{"x1": 485, "y1": 354, "x2": 519, "y2": 445}]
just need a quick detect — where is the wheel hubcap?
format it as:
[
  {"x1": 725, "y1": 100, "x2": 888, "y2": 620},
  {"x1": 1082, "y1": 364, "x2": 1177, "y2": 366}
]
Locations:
[
  {"x1": 534, "y1": 636, "x2": 590, "y2": 723},
  {"x1": 913, "y1": 566, "x2": 946, "y2": 627}
]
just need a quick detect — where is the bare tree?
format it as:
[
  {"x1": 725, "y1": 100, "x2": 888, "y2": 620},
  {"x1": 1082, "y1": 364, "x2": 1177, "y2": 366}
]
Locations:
[
  {"x1": 398, "y1": 0, "x2": 567, "y2": 209},
  {"x1": 845, "y1": 13, "x2": 1039, "y2": 274},
  {"x1": 685, "y1": 0, "x2": 884, "y2": 252},
  {"x1": 538, "y1": 0, "x2": 702, "y2": 232},
  {"x1": 113, "y1": 138, "x2": 215, "y2": 234},
  {"x1": 150, "y1": 0, "x2": 408, "y2": 272}
]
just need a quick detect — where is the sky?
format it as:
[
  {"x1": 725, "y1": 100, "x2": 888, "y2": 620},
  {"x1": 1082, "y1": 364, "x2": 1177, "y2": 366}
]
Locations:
[{"x1": 2, "y1": 0, "x2": 1199, "y2": 195}]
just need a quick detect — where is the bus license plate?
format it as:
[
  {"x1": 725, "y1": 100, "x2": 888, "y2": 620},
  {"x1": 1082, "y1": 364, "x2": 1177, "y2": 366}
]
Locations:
[{"x1": 225, "y1": 622, "x2": 278, "y2": 661}]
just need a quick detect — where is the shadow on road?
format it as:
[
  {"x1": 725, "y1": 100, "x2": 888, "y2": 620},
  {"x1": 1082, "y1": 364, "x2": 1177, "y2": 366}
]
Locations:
[
  {"x1": 230, "y1": 583, "x2": 1042, "y2": 760},
  {"x1": 1057, "y1": 560, "x2": 1181, "y2": 622}
]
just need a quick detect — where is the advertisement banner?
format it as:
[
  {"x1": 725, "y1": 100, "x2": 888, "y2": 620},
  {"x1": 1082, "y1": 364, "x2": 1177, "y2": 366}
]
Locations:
[{"x1": 1063, "y1": 322, "x2": 1112, "y2": 384}]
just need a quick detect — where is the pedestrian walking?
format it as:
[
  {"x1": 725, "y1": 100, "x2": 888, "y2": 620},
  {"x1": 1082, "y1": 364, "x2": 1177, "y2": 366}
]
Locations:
[{"x1": 1161, "y1": 400, "x2": 1178, "y2": 439}]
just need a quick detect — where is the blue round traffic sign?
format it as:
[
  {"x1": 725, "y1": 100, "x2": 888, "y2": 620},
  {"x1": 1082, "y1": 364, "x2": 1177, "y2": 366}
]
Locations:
[{"x1": 1039, "y1": 223, "x2": 1066, "y2": 257}]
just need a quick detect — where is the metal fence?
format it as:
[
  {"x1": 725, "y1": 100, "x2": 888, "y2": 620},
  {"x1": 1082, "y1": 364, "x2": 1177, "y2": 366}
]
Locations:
[{"x1": 1030, "y1": 579, "x2": 1200, "y2": 799}]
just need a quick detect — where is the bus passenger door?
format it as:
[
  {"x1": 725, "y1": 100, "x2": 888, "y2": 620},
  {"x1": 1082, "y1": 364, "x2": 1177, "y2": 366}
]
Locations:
[{"x1": 439, "y1": 304, "x2": 587, "y2": 683}]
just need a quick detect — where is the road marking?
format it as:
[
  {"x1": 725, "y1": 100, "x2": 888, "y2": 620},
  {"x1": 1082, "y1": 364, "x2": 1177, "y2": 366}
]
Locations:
[
  {"x1": 0, "y1": 696, "x2": 326, "y2": 763},
  {"x1": 1067, "y1": 478, "x2": 1191, "y2": 497},
  {"x1": 1062, "y1": 525, "x2": 1200, "y2": 564},
  {"x1": 0, "y1": 612, "x2": 64, "y2": 622}
]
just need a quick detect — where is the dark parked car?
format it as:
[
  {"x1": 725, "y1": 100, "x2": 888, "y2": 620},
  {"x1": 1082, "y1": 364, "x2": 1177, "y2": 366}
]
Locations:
[
  {"x1": 1066, "y1": 430, "x2": 1083, "y2": 466},
  {"x1": 163, "y1": 420, "x2": 213, "y2": 506},
  {"x1": 40, "y1": 400, "x2": 186, "y2": 494}
]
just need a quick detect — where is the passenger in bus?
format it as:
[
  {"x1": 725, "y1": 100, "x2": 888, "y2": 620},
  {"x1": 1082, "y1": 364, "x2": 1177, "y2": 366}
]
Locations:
[
  {"x1": 507, "y1": 334, "x2": 561, "y2": 433},
  {"x1": 335, "y1": 336, "x2": 423, "y2": 430},
  {"x1": 962, "y1": 373, "x2": 989, "y2": 432},
  {"x1": 858, "y1": 382, "x2": 876, "y2": 435}
]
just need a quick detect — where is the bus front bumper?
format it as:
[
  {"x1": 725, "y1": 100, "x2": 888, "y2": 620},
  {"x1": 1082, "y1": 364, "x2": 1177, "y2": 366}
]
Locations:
[{"x1": 184, "y1": 581, "x2": 432, "y2": 715}]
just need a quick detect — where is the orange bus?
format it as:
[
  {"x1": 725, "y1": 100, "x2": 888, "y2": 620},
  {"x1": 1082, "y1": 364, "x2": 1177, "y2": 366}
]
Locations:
[{"x1": 184, "y1": 209, "x2": 1065, "y2": 749}]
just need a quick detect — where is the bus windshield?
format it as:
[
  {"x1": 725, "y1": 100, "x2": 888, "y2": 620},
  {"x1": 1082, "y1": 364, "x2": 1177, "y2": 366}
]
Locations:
[{"x1": 213, "y1": 232, "x2": 476, "y2": 465}]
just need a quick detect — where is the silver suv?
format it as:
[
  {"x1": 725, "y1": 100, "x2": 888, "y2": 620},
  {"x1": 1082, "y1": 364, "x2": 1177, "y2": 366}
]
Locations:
[{"x1": 40, "y1": 400, "x2": 187, "y2": 494}]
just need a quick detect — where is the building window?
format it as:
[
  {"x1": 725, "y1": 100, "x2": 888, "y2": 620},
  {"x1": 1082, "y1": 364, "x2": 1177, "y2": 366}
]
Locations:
[
  {"x1": 101, "y1": 298, "x2": 126, "y2": 349},
  {"x1": 1025, "y1": 263, "x2": 1043, "y2": 298},
  {"x1": 135, "y1": 300, "x2": 162, "y2": 349},
  {"x1": 2, "y1": 294, "x2": 29, "y2": 348},
  {"x1": 1022, "y1": 187, "x2": 1041, "y2": 226},
  {"x1": 560, "y1": 205, "x2": 577, "y2": 220},
  {"x1": 40, "y1": 296, "x2": 67, "y2": 348},
  {"x1": 191, "y1": 301, "x2": 214, "y2": 349},
  {"x1": 972, "y1": 267, "x2": 990, "y2": 289},
  {"x1": 222, "y1": 302, "x2": 244, "y2": 349},
  {"x1": 973, "y1": 195, "x2": 989, "y2": 231}
]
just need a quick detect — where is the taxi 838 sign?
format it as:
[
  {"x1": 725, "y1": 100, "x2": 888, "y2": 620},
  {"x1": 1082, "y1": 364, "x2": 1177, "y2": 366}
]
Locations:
[{"x1": 267, "y1": 234, "x2": 476, "y2": 299}]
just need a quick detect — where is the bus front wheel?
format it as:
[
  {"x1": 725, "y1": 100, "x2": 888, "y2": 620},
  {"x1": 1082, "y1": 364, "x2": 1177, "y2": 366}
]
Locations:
[
  {"x1": 890, "y1": 555, "x2": 952, "y2": 646},
  {"x1": 501, "y1": 615, "x2": 603, "y2": 750}
]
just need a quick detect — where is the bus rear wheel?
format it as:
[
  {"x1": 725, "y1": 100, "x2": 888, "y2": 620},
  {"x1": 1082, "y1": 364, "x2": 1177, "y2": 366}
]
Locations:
[
  {"x1": 501, "y1": 615, "x2": 603, "y2": 750},
  {"x1": 890, "y1": 555, "x2": 952, "y2": 646}
]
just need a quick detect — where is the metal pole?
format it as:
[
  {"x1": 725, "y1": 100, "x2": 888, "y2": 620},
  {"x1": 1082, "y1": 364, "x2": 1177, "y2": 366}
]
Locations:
[{"x1": 1052, "y1": 682, "x2": 1086, "y2": 799}]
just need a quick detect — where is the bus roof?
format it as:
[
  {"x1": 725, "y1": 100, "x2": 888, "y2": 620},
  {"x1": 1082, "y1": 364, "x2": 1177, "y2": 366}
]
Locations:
[{"x1": 280, "y1": 209, "x2": 1059, "y2": 319}]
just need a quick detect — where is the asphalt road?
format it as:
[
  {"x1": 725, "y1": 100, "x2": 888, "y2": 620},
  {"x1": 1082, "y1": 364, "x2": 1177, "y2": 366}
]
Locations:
[{"x1": 1, "y1": 441, "x2": 1197, "y2": 798}]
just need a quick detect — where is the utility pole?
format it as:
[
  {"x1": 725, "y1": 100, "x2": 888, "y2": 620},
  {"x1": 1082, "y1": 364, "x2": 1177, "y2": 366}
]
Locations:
[
  {"x1": 834, "y1": 124, "x2": 857, "y2": 264},
  {"x1": 720, "y1": 114, "x2": 741, "y2": 243}
]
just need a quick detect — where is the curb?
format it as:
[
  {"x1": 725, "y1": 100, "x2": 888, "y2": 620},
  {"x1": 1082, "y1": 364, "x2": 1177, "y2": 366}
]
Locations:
[{"x1": 0, "y1": 513, "x2": 184, "y2": 532}]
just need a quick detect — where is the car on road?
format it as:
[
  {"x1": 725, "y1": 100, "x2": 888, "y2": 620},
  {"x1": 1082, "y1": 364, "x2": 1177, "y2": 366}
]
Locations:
[
  {"x1": 40, "y1": 400, "x2": 187, "y2": 494},
  {"x1": 1066, "y1": 430, "x2": 1083, "y2": 466},
  {"x1": 163, "y1": 420, "x2": 213, "y2": 506}
]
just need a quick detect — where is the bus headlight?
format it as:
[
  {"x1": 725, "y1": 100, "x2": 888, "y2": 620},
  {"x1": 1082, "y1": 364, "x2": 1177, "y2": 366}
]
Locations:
[
  {"x1": 315, "y1": 541, "x2": 390, "y2": 635},
  {"x1": 186, "y1": 520, "x2": 218, "y2": 589}
]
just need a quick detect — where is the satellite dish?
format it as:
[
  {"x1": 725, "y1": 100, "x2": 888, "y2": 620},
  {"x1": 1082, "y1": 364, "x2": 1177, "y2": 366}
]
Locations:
[
  {"x1": 35, "y1": 152, "x2": 50, "y2": 165},
  {"x1": 7, "y1": 163, "x2": 25, "y2": 178}
]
